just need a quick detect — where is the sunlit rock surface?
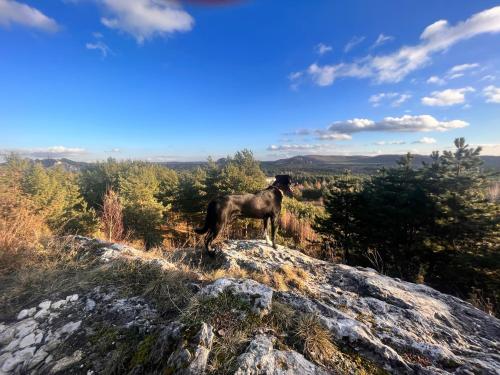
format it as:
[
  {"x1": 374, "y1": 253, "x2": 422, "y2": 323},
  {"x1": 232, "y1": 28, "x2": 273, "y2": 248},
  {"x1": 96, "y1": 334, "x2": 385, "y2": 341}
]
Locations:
[{"x1": 0, "y1": 238, "x2": 498, "y2": 374}]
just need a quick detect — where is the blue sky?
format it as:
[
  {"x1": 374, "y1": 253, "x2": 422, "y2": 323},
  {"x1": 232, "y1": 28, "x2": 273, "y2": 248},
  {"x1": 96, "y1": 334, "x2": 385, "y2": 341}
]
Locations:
[{"x1": 1, "y1": 0, "x2": 499, "y2": 161}]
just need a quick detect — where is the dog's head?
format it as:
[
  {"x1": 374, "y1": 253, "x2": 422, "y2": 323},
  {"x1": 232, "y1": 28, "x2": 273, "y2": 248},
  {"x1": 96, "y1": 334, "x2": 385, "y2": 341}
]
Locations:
[{"x1": 273, "y1": 174, "x2": 294, "y2": 197}]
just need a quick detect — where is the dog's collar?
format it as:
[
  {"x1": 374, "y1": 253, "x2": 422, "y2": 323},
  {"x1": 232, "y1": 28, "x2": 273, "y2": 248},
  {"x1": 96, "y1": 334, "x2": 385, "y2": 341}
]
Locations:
[{"x1": 271, "y1": 185, "x2": 284, "y2": 197}]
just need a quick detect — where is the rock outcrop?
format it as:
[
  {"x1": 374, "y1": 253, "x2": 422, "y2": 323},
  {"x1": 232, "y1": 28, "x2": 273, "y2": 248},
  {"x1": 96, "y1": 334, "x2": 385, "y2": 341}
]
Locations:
[{"x1": 0, "y1": 238, "x2": 499, "y2": 374}]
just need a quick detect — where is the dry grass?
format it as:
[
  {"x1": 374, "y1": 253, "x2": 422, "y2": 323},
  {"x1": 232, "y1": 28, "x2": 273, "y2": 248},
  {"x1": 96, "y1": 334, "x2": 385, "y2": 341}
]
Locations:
[{"x1": 294, "y1": 313, "x2": 338, "y2": 366}]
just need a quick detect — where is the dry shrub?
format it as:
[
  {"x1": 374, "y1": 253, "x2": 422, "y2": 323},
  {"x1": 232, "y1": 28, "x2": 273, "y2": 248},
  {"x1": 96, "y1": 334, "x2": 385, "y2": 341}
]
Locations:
[
  {"x1": 101, "y1": 188, "x2": 125, "y2": 242},
  {"x1": 0, "y1": 185, "x2": 48, "y2": 274}
]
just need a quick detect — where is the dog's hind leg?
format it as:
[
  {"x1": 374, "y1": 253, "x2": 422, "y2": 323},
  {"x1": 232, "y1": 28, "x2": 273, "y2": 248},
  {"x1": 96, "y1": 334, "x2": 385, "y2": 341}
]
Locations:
[
  {"x1": 263, "y1": 217, "x2": 272, "y2": 245},
  {"x1": 270, "y1": 215, "x2": 278, "y2": 249},
  {"x1": 205, "y1": 222, "x2": 223, "y2": 256}
]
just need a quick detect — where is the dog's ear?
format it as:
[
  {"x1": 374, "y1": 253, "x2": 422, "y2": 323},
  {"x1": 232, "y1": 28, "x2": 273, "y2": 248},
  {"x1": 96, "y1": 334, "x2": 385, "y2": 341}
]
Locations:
[{"x1": 274, "y1": 175, "x2": 292, "y2": 186}]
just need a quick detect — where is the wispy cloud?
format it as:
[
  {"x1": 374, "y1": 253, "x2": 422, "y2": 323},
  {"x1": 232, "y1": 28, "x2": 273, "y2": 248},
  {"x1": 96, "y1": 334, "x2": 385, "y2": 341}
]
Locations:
[
  {"x1": 96, "y1": 0, "x2": 194, "y2": 43},
  {"x1": 483, "y1": 85, "x2": 500, "y2": 103},
  {"x1": 344, "y1": 36, "x2": 365, "y2": 52},
  {"x1": 86, "y1": 40, "x2": 112, "y2": 57},
  {"x1": 267, "y1": 144, "x2": 321, "y2": 152},
  {"x1": 413, "y1": 137, "x2": 437, "y2": 144},
  {"x1": 293, "y1": 6, "x2": 500, "y2": 86},
  {"x1": 326, "y1": 115, "x2": 468, "y2": 136},
  {"x1": 369, "y1": 92, "x2": 411, "y2": 107},
  {"x1": 448, "y1": 63, "x2": 479, "y2": 74},
  {"x1": 421, "y1": 87, "x2": 475, "y2": 106},
  {"x1": 315, "y1": 42, "x2": 332, "y2": 55},
  {"x1": 0, "y1": 0, "x2": 58, "y2": 32},
  {"x1": 3, "y1": 146, "x2": 87, "y2": 158},
  {"x1": 426, "y1": 75, "x2": 446, "y2": 85},
  {"x1": 371, "y1": 33, "x2": 394, "y2": 49},
  {"x1": 374, "y1": 140, "x2": 406, "y2": 145}
]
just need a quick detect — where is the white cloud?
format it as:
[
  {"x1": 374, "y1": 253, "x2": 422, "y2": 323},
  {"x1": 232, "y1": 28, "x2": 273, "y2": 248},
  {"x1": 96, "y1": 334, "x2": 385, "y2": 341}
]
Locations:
[
  {"x1": 475, "y1": 144, "x2": 500, "y2": 155},
  {"x1": 413, "y1": 137, "x2": 437, "y2": 144},
  {"x1": 327, "y1": 115, "x2": 468, "y2": 135},
  {"x1": 316, "y1": 133, "x2": 352, "y2": 140},
  {"x1": 483, "y1": 85, "x2": 500, "y2": 103},
  {"x1": 369, "y1": 92, "x2": 411, "y2": 107},
  {"x1": 267, "y1": 144, "x2": 321, "y2": 152},
  {"x1": 0, "y1": 0, "x2": 58, "y2": 32},
  {"x1": 315, "y1": 43, "x2": 332, "y2": 55},
  {"x1": 392, "y1": 93, "x2": 412, "y2": 107},
  {"x1": 448, "y1": 63, "x2": 479, "y2": 74},
  {"x1": 7, "y1": 146, "x2": 87, "y2": 158},
  {"x1": 307, "y1": 62, "x2": 371, "y2": 86},
  {"x1": 421, "y1": 87, "x2": 475, "y2": 106},
  {"x1": 427, "y1": 75, "x2": 445, "y2": 85},
  {"x1": 374, "y1": 140, "x2": 406, "y2": 145},
  {"x1": 288, "y1": 71, "x2": 302, "y2": 80},
  {"x1": 481, "y1": 74, "x2": 496, "y2": 81},
  {"x1": 344, "y1": 36, "x2": 365, "y2": 52},
  {"x1": 297, "y1": 6, "x2": 500, "y2": 86},
  {"x1": 99, "y1": 0, "x2": 194, "y2": 43},
  {"x1": 448, "y1": 73, "x2": 464, "y2": 80},
  {"x1": 86, "y1": 40, "x2": 112, "y2": 57},
  {"x1": 371, "y1": 33, "x2": 394, "y2": 49}
]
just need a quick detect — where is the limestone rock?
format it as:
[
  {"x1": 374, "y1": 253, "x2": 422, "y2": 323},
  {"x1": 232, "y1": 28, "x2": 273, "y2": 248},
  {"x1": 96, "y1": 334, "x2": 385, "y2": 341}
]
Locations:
[
  {"x1": 16, "y1": 307, "x2": 36, "y2": 321},
  {"x1": 50, "y1": 350, "x2": 83, "y2": 373},
  {"x1": 219, "y1": 240, "x2": 500, "y2": 375},
  {"x1": 200, "y1": 278, "x2": 273, "y2": 315},
  {"x1": 234, "y1": 334, "x2": 329, "y2": 375},
  {"x1": 38, "y1": 300, "x2": 52, "y2": 310}
]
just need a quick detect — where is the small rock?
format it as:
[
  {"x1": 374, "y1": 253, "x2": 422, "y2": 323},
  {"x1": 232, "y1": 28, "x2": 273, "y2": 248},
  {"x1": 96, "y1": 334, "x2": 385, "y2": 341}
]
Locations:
[
  {"x1": 2, "y1": 337, "x2": 20, "y2": 352},
  {"x1": 0, "y1": 352, "x2": 12, "y2": 370},
  {"x1": 58, "y1": 321, "x2": 81, "y2": 336},
  {"x1": 17, "y1": 307, "x2": 37, "y2": 320},
  {"x1": 14, "y1": 319, "x2": 37, "y2": 339},
  {"x1": 200, "y1": 278, "x2": 273, "y2": 316},
  {"x1": 51, "y1": 300, "x2": 67, "y2": 310},
  {"x1": 45, "y1": 354, "x2": 54, "y2": 364},
  {"x1": 0, "y1": 326, "x2": 16, "y2": 346},
  {"x1": 38, "y1": 300, "x2": 52, "y2": 310},
  {"x1": 85, "y1": 299, "x2": 96, "y2": 312},
  {"x1": 19, "y1": 333, "x2": 36, "y2": 348},
  {"x1": 66, "y1": 294, "x2": 79, "y2": 303},
  {"x1": 34, "y1": 309, "x2": 50, "y2": 321},
  {"x1": 28, "y1": 349, "x2": 49, "y2": 370},
  {"x1": 1, "y1": 346, "x2": 36, "y2": 372},
  {"x1": 50, "y1": 350, "x2": 83, "y2": 373}
]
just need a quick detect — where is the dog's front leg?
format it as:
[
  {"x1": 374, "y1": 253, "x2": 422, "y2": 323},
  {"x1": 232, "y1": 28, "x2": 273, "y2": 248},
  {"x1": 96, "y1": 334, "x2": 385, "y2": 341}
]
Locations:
[
  {"x1": 263, "y1": 217, "x2": 272, "y2": 245},
  {"x1": 270, "y1": 216, "x2": 278, "y2": 249}
]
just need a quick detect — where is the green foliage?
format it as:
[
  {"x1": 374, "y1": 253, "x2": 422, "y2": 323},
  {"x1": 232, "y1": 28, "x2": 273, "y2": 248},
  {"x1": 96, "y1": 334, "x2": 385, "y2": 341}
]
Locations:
[
  {"x1": 314, "y1": 172, "x2": 363, "y2": 262},
  {"x1": 21, "y1": 163, "x2": 98, "y2": 235},
  {"x1": 316, "y1": 138, "x2": 500, "y2": 313},
  {"x1": 79, "y1": 160, "x2": 179, "y2": 247},
  {"x1": 205, "y1": 149, "x2": 267, "y2": 198},
  {"x1": 176, "y1": 168, "x2": 208, "y2": 214},
  {"x1": 282, "y1": 196, "x2": 323, "y2": 221}
]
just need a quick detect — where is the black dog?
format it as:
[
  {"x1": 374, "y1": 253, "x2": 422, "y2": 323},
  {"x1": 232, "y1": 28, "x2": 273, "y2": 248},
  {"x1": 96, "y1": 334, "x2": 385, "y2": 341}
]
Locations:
[{"x1": 195, "y1": 175, "x2": 293, "y2": 254}]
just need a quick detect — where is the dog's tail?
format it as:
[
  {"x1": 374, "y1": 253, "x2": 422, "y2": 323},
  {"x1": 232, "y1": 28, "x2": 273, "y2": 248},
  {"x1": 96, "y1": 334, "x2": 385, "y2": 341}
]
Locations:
[{"x1": 194, "y1": 200, "x2": 216, "y2": 235}]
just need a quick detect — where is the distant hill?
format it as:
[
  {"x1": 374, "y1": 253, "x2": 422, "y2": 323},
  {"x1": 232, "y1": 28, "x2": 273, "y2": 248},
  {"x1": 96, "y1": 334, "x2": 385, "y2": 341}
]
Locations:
[
  {"x1": 6, "y1": 155, "x2": 500, "y2": 175},
  {"x1": 260, "y1": 154, "x2": 500, "y2": 174}
]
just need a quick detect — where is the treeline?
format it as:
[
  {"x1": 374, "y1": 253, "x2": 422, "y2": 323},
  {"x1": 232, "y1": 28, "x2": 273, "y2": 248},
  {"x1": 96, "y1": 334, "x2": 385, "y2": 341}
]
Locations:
[
  {"x1": 1, "y1": 150, "x2": 321, "y2": 252},
  {"x1": 315, "y1": 138, "x2": 499, "y2": 315}
]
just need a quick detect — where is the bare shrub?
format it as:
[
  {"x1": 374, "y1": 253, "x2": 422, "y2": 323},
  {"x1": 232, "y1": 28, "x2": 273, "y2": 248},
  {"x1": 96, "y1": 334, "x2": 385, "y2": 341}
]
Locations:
[{"x1": 101, "y1": 188, "x2": 125, "y2": 242}]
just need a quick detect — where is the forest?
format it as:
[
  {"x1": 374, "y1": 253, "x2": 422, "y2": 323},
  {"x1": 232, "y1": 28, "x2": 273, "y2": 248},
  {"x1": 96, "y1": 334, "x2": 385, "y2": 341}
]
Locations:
[{"x1": 1, "y1": 138, "x2": 498, "y2": 316}]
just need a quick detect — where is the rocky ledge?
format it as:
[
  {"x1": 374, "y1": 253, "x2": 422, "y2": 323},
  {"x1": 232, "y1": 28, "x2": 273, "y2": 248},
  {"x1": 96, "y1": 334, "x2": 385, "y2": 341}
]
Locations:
[{"x1": 0, "y1": 238, "x2": 498, "y2": 374}]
